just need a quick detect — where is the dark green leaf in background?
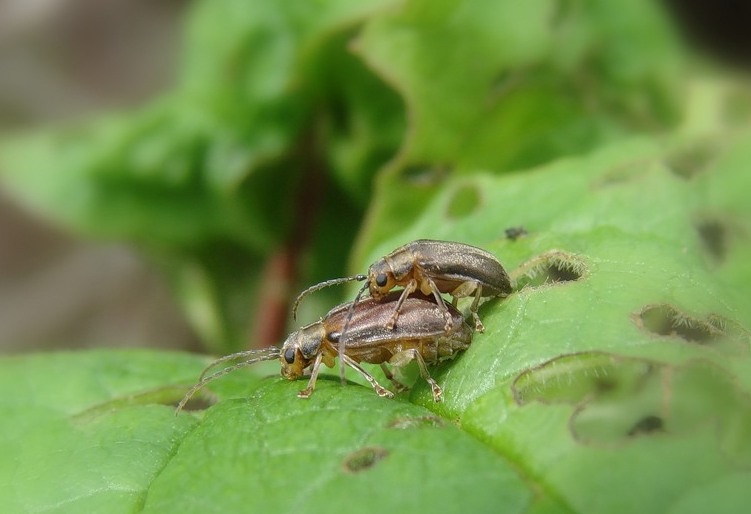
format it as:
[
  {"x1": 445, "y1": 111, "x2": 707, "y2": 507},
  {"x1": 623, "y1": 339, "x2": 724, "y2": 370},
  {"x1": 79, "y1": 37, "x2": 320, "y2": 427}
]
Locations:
[{"x1": 0, "y1": 0, "x2": 405, "y2": 351}]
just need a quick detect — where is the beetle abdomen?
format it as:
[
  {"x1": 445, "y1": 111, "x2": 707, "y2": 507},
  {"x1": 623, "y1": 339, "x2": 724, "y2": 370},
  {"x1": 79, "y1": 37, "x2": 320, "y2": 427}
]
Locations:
[
  {"x1": 324, "y1": 292, "x2": 472, "y2": 357},
  {"x1": 409, "y1": 239, "x2": 511, "y2": 296}
]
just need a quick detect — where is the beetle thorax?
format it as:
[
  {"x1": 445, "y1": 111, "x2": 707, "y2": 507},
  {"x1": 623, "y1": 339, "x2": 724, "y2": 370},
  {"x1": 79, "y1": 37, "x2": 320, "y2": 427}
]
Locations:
[{"x1": 385, "y1": 250, "x2": 414, "y2": 280}]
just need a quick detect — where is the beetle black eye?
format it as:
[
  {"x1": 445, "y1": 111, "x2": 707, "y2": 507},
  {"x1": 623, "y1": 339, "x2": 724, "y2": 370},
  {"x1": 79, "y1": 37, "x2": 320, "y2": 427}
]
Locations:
[
  {"x1": 283, "y1": 348, "x2": 296, "y2": 364},
  {"x1": 375, "y1": 273, "x2": 388, "y2": 287}
]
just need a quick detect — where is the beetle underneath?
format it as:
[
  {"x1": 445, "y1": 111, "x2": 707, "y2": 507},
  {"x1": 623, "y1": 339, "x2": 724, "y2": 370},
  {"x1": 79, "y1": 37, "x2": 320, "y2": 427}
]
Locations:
[{"x1": 175, "y1": 292, "x2": 473, "y2": 414}]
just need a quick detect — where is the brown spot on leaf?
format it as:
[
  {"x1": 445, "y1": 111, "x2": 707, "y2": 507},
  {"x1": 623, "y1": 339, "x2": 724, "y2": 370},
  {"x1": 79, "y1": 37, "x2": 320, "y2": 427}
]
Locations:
[
  {"x1": 343, "y1": 446, "x2": 390, "y2": 473},
  {"x1": 664, "y1": 141, "x2": 718, "y2": 179},
  {"x1": 696, "y1": 219, "x2": 728, "y2": 262}
]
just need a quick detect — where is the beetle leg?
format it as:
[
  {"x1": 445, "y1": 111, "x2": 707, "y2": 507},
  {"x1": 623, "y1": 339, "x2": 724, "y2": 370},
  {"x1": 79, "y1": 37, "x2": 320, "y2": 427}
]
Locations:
[
  {"x1": 470, "y1": 282, "x2": 485, "y2": 332},
  {"x1": 386, "y1": 279, "x2": 418, "y2": 330},
  {"x1": 389, "y1": 349, "x2": 443, "y2": 402},
  {"x1": 297, "y1": 352, "x2": 324, "y2": 399},
  {"x1": 424, "y1": 276, "x2": 453, "y2": 331},
  {"x1": 339, "y1": 280, "x2": 371, "y2": 385},
  {"x1": 341, "y1": 354, "x2": 394, "y2": 398},
  {"x1": 451, "y1": 280, "x2": 485, "y2": 332},
  {"x1": 380, "y1": 363, "x2": 409, "y2": 393}
]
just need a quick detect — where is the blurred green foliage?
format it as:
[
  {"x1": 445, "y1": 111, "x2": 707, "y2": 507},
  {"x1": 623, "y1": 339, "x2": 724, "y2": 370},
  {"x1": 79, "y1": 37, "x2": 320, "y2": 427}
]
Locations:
[{"x1": 0, "y1": 0, "x2": 695, "y2": 352}]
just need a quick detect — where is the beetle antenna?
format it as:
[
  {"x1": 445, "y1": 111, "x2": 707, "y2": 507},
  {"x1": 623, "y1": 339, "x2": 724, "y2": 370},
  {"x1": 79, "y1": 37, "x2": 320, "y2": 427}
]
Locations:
[
  {"x1": 292, "y1": 274, "x2": 367, "y2": 320},
  {"x1": 175, "y1": 347, "x2": 281, "y2": 415},
  {"x1": 197, "y1": 348, "x2": 280, "y2": 382},
  {"x1": 339, "y1": 280, "x2": 370, "y2": 384}
]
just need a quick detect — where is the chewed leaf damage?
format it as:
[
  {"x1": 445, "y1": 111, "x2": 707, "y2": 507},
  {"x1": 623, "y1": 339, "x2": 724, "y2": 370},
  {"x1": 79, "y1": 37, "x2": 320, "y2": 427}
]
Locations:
[
  {"x1": 511, "y1": 250, "x2": 587, "y2": 291},
  {"x1": 513, "y1": 351, "x2": 751, "y2": 459}
]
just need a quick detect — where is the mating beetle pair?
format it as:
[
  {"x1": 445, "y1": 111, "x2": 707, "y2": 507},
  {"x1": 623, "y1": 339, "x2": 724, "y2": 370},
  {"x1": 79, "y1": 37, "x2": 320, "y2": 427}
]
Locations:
[
  {"x1": 176, "y1": 239, "x2": 510, "y2": 412},
  {"x1": 176, "y1": 292, "x2": 472, "y2": 413}
]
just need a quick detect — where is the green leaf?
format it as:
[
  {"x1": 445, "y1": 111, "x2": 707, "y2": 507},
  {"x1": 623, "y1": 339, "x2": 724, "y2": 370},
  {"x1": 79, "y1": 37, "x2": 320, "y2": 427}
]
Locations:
[
  {"x1": 144, "y1": 384, "x2": 532, "y2": 513},
  {"x1": 351, "y1": 132, "x2": 751, "y2": 511},
  {"x1": 0, "y1": 350, "x2": 199, "y2": 514},
  {"x1": 0, "y1": 0, "x2": 400, "y2": 248},
  {"x1": 2, "y1": 1, "x2": 751, "y2": 511},
  {"x1": 351, "y1": 0, "x2": 688, "y2": 261},
  {"x1": 0, "y1": 351, "x2": 533, "y2": 514},
  {"x1": 4, "y1": 129, "x2": 751, "y2": 513},
  {"x1": 355, "y1": 0, "x2": 684, "y2": 173}
]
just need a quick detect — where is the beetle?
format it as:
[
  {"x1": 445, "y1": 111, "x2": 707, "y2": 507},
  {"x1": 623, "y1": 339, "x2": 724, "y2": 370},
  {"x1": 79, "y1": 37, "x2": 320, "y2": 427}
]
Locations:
[
  {"x1": 175, "y1": 292, "x2": 473, "y2": 414},
  {"x1": 293, "y1": 239, "x2": 512, "y2": 333}
]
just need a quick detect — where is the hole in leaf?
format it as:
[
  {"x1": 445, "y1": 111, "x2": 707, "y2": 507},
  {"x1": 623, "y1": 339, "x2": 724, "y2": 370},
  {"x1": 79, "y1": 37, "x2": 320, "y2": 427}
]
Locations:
[
  {"x1": 627, "y1": 415, "x2": 665, "y2": 437},
  {"x1": 446, "y1": 184, "x2": 481, "y2": 219},
  {"x1": 515, "y1": 352, "x2": 751, "y2": 453},
  {"x1": 593, "y1": 376, "x2": 619, "y2": 394},
  {"x1": 636, "y1": 304, "x2": 725, "y2": 344},
  {"x1": 387, "y1": 415, "x2": 445, "y2": 429},
  {"x1": 511, "y1": 250, "x2": 587, "y2": 290},
  {"x1": 696, "y1": 218, "x2": 728, "y2": 262},
  {"x1": 513, "y1": 352, "x2": 654, "y2": 406},
  {"x1": 664, "y1": 141, "x2": 718, "y2": 179},
  {"x1": 514, "y1": 352, "x2": 664, "y2": 444},
  {"x1": 342, "y1": 446, "x2": 389, "y2": 473}
]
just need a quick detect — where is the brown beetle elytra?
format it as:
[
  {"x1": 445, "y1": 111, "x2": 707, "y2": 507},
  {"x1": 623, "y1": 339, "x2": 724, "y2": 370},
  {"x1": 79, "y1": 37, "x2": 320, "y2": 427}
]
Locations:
[
  {"x1": 293, "y1": 239, "x2": 511, "y2": 333},
  {"x1": 175, "y1": 292, "x2": 473, "y2": 414}
]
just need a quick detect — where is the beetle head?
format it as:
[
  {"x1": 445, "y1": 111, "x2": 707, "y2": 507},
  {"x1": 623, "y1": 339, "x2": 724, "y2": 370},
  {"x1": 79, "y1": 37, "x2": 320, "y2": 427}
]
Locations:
[
  {"x1": 279, "y1": 323, "x2": 326, "y2": 380},
  {"x1": 367, "y1": 259, "x2": 397, "y2": 299}
]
